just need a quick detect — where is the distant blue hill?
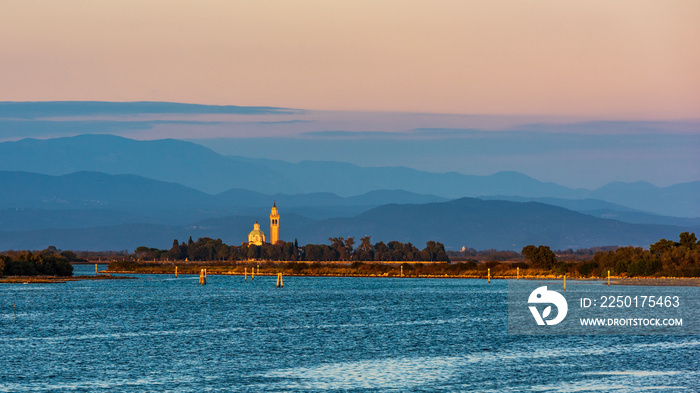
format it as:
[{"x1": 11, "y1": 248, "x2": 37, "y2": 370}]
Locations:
[
  {"x1": 0, "y1": 134, "x2": 697, "y2": 217},
  {"x1": 0, "y1": 170, "x2": 213, "y2": 211},
  {"x1": 479, "y1": 196, "x2": 700, "y2": 227},
  {"x1": 0, "y1": 134, "x2": 579, "y2": 198},
  {"x1": 0, "y1": 171, "x2": 448, "y2": 230},
  {"x1": 0, "y1": 135, "x2": 295, "y2": 194},
  {"x1": 588, "y1": 181, "x2": 700, "y2": 218},
  {"x1": 302, "y1": 198, "x2": 694, "y2": 251},
  {"x1": 232, "y1": 156, "x2": 584, "y2": 200},
  {"x1": 0, "y1": 170, "x2": 694, "y2": 251},
  {"x1": 231, "y1": 157, "x2": 700, "y2": 217},
  {"x1": 0, "y1": 197, "x2": 693, "y2": 251}
]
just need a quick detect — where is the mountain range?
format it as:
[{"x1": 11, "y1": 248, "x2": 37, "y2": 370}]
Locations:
[
  {"x1": 0, "y1": 197, "x2": 691, "y2": 252},
  {"x1": 1, "y1": 134, "x2": 698, "y2": 217},
  {"x1": 0, "y1": 134, "x2": 697, "y2": 251}
]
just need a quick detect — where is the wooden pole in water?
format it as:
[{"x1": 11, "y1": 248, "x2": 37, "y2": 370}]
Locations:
[
  {"x1": 252, "y1": 267, "x2": 255, "y2": 280},
  {"x1": 517, "y1": 267, "x2": 519, "y2": 280},
  {"x1": 175, "y1": 266, "x2": 177, "y2": 278},
  {"x1": 488, "y1": 268, "x2": 491, "y2": 283},
  {"x1": 563, "y1": 275, "x2": 566, "y2": 292},
  {"x1": 276, "y1": 273, "x2": 283, "y2": 288},
  {"x1": 244, "y1": 267, "x2": 247, "y2": 281},
  {"x1": 204, "y1": 269, "x2": 207, "y2": 285},
  {"x1": 607, "y1": 270, "x2": 610, "y2": 286},
  {"x1": 95, "y1": 264, "x2": 98, "y2": 274}
]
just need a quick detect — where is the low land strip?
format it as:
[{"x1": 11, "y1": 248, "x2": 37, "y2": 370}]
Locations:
[
  {"x1": 0, "y1": 274, "x2": 135, "y2": 284},
  {"x1": 104, "y1": 261, "x2": 699, "y2": 285}
]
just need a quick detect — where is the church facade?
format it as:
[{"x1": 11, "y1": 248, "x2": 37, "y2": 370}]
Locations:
[
  {"x1": 245, "y1": 203, "x2": 280, "y2": 246},
  {"x1": 247, "y1": 222, "x2": 265, "y2": 246}
]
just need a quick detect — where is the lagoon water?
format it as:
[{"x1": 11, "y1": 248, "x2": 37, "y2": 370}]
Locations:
[{"x1": 1, "y1": 265, "x2": 698, "y2": 392}]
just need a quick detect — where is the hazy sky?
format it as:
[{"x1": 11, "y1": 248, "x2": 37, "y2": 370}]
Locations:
[{"x1": 2, "y1": 1, "x2": 699, "y2": 119}]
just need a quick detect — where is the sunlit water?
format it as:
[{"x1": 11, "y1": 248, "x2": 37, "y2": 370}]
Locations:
[{"x1": 1, "y1": 265, "x2": 698, "y2": 392}]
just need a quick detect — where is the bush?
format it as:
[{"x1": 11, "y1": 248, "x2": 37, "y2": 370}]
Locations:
[
  {"x1": 0, "y1": 256, "x2": 7, "y2": 277},
  {"x1": 4, "y1": 260, "x2": 38, "y2": 276},
  {"x1": 107, "y1": 261, "x2": 139, "y2": 271}
]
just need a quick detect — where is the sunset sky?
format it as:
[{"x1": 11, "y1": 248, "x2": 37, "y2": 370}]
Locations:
[{"x1": 2, "y1": 0, "x2": 699, "y2": 119}]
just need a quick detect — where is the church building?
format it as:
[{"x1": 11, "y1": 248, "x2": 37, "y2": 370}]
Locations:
[
  {"x1": 247, "y1": 222, "x2": 265, "y2": 246},
  {"x1": 245, "y1": 203, "x2": 280, "y2": 246}
]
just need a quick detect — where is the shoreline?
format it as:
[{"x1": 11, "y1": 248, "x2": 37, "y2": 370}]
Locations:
[
  {"x1": 0, "y1": 274, "x2": 136, "y2": 284},
  {"x1": 102, "y1": 269, "x2": 700, "y2": 286}
]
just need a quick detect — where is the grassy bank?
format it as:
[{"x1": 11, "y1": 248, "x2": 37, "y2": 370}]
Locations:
[
  {"x1": 105, "y1": 260, "x2": 699, "y2": 284},
  {"x1": 106, "y1": 260, "x2": 532, "y2": 278},
  {"x1": 0, "y1": 275, "x2": 136, "y2": 284}
]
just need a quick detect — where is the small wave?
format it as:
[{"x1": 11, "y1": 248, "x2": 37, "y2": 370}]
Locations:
[{"x1": 258, "y1": 356, "x2": 461, "y2": 390}]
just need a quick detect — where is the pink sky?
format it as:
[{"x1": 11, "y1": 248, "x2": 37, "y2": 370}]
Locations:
[{"x1": 2, "y1": 1, "x2": 699, "y2": 119}]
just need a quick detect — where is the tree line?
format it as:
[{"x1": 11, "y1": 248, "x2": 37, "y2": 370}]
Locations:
[
  {"x1": 518, "y1": 232, "x2": 700, "y2": 277},
  {"x1": 4, "y1": 233, "x2": 697, "y2": 278},
  {"x1": 0, "y1": 246, "x2": 77, "y2": 277},
  {"x1": 135, "y1": 236, "x2": 449, "y2": 263}
]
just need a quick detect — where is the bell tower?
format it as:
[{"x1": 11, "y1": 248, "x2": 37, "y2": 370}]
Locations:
[{"x1": 270, "y1": 202, "x2": 280, "y2": 245}]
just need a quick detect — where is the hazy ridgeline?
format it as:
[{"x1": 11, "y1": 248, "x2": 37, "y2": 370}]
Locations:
[{"x1": 0, "y1": 133, "x2": 697, "y2": 252}]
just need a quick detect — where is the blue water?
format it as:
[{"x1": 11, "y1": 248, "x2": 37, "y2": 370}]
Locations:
[{"x1": 1, "y1": 265, "x2": 698, "y2": 392}]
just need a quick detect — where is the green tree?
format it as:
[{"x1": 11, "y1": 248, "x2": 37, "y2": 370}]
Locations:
[
  {"x1": 344, "y1": 237, "x2": 355, "y2": 260},
  {"x1": 355, "y1": 236, "x2": 374, "y2": 261},
  {"x1": 304, "y1": 244, "x2": 323, "y2": 261},
  {"x1": 262, "y1": 244, "x2": 280, "y2": 260},
  {"x1": 421, "y1": 241, "x2": 448, "y2": 262},
  {"x1": 328, "y1": 237, "x2": 345, "y2": 260},
  {"x1": 374, "y1": 241, "x2": 389, "y2": 261},
  {"x1": 402, "y1": 242, "x2": 419, "y2": 261},
  {"x1": 247, "y1": 245, "x2": 260, "y2": 260},
  {"x1": 168, "y1": 239, "x2": 186, "y2": 260},
  {"x1": 60, "y1": 250, "x2": 80, "y2": 261},
  {"x1": 679, "y1": 232, "x2": 697, "y2": 249},
  {"x1": 522, "y1": 245, "x2": 557, "y2": 270},
  {"x1": 282, "y1": 242, "x2": 297, "y2": 261},
  {"x1": 650, "y1": 238, "x2": 676, "y2": 255},
  {"x1": 0, "y1": 255, "x2": 7, "y2": 277}
]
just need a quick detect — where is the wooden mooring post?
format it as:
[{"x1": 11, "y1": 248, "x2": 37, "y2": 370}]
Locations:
[
  {"x1": 198, "y1": 269, "x2": 207, "y2": 285},
  {"x1": 607, "y1": 270, "x2": 610, "y2": 286},
  {"x1": 276, "y1": 273, "x2": 283, "y2": 288},
  {"x1": 563, "y1": 275, "x2": 566, "y2": 292},
  {"x1": 488, "y1": 268, "x2": 491, "y2": 283},
  {"x1": 175, "y1": 266, "x2": 178, "y2": 278},
  {"x1": 244, "y1": 267, "x2": 247, "y2": 281},
  {"x1": 517, "y1": 267, "x2": 519, "y2": 280},
  {"x1": 95, "y1": 264, "x2": 98, "y2": 274}
]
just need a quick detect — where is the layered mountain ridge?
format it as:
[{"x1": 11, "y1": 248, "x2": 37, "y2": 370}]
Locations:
[{"x1": 0, "y1": 134, "x2": 697, "y2": 251}]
